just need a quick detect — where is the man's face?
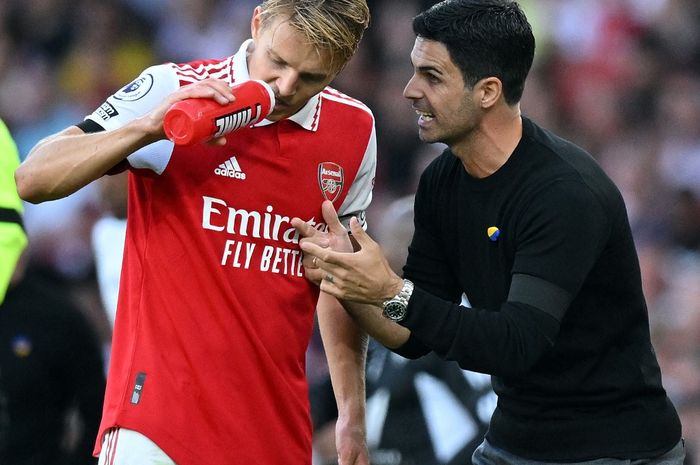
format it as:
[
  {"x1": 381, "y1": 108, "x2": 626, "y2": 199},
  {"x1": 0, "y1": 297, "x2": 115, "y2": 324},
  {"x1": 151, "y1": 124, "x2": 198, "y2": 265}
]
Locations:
[
  {"x1": 403, "y1": 37, "x2": 480, "y2": 146},
  {"x1": 248, "y1": 7, "x2": 338, "y2": 121}
]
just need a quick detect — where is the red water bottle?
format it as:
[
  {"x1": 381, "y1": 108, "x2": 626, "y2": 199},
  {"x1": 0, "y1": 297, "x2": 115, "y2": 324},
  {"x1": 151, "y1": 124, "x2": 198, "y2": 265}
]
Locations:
[{"x1": 163, "y1": 79, "x2": 275, "y2": 146}]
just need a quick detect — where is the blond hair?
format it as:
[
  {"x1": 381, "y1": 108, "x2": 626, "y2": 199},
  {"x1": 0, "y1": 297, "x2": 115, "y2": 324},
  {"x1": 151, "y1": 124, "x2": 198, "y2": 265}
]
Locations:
[{"x1": 259, "y1": 0, "x2": 370, "y2": 72}]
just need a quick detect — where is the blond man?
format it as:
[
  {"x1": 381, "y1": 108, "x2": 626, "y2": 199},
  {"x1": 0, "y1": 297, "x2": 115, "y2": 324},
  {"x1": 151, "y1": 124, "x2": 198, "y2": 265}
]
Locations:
[{"x1": 16, "y1": 1, "x2": 374, "y2": 464}]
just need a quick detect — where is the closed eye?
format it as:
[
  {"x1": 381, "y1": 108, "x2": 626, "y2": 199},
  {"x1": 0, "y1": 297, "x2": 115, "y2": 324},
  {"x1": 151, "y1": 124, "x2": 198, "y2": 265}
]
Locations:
[
  {"x1": 270, "y1": 58, "x2": 286, "y2": 68},
  {"x1": 300, "y1": 72, "x2": 327, "y2": 84}
]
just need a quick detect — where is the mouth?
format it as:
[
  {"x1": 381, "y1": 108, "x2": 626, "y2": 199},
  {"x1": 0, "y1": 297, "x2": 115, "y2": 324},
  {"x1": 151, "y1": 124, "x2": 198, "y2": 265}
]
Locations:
[
  {"x1": 274, "y1": 96, "x2": 291, "y2": 107},
  {"x1": 415, "y1": 109, "x2": 435, "y2": 123},
  {"x1": 266, "y1": 100, "x2": 289, "y2": 118},
  {"x1": 272, "y1": 99, "x2": 293, "y2": 115}
]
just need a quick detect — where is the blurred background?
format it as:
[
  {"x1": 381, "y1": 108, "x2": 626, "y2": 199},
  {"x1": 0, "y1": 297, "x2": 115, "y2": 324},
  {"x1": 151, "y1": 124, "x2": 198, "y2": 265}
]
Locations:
[{"x1": 1, "y1": 0, "x2": 699, "y2": 463}]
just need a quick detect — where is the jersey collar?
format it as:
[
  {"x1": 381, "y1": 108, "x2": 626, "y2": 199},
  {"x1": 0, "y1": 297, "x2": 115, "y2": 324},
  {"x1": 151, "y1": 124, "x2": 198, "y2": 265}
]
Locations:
[{"x1": 232, "y1": 39, "x2": 321, "y2": 132}]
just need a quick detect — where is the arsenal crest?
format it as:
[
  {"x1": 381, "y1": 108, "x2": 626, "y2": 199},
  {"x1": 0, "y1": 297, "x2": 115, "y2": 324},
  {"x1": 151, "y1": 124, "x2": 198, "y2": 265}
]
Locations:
[{"x1": 318, "y1": 162, "x2": 344, "y2": 202}]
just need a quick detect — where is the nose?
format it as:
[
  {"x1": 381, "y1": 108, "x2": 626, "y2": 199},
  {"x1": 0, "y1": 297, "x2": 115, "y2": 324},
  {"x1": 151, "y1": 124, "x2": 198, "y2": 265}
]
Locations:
[
  {"x1": 275, "y1": 70, "x2": 299, "y2": 98},
  {"x1": 403, "y1": 74, "x2": 421, "y2": 100}
]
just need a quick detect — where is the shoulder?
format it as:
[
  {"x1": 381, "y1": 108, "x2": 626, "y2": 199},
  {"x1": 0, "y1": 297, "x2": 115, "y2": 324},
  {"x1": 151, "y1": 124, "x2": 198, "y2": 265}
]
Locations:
[
  {"x1": 521, "y1": 118, "x2": 624, "y2": 210},
  {"x1": 103, "y1": 63, "x2": 179, "y2": 115},
  {"x1": 171, "y1": 56, "x2": 235, "y2": 86},
  {"x1": 115, "y1": 63, "x2": 178, "y2": 99},
  {"x1": 523, "y1": 118, "x2": 605, "y2": 180},
  {"x1": 87, "y1": 63, "x2": 180, "y2": 129},
  {"x1": 320, "y1": 87, "x2": 374, "y2": 124}
]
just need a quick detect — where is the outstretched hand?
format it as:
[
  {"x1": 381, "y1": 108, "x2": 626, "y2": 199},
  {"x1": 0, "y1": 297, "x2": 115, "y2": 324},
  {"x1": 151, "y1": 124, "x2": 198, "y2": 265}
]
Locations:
[{"x1": 292, "y1": 201, "x2": 403, "y2": 305}]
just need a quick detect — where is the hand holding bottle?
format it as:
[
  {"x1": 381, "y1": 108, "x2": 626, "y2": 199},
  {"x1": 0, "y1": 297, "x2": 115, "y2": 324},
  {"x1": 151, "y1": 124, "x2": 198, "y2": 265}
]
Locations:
[{"x1": 163, "y1": 80, "x2": 275, "y2": 146}]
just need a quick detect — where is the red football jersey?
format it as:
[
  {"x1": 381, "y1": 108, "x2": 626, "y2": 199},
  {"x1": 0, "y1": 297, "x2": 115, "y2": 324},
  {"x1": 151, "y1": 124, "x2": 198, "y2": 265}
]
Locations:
[{"x1": 85, "y1": 40, "x2": 376, "y2": 465}]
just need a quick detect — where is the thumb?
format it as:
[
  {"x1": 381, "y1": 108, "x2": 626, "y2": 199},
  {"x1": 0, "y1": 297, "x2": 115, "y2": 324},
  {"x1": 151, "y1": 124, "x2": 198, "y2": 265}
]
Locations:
[
  {"x1": 349, "y1": 216, "x2": 373, "y2": 249},
  {"x1": 321, "y1": 200, "x2": 347, "y2": 235}
]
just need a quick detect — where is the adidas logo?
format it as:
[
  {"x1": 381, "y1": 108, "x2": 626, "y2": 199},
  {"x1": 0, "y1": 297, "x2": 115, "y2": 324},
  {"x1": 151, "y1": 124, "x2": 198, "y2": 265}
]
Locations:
[{"x1": 214, "y1": 156, "x2": 246, "y2": 180}]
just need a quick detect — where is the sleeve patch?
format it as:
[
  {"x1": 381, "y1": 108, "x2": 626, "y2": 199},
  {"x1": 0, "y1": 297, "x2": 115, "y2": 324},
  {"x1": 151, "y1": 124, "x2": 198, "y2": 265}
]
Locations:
[{"x1": 114, "y1": 73, "x2": 155, "y2": 102}]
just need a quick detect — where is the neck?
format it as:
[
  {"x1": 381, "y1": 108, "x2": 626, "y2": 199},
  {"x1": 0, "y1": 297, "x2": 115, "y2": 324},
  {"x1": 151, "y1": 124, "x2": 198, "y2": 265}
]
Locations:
[{"x1": 453, "y1": 107, "x2": 523, "y2": 178}]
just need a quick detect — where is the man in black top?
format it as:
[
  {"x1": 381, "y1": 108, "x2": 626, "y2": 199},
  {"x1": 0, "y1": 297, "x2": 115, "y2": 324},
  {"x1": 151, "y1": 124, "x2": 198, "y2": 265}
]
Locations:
[{"x1": 292, "y1": 0, "x2": 684, "y2": 463}]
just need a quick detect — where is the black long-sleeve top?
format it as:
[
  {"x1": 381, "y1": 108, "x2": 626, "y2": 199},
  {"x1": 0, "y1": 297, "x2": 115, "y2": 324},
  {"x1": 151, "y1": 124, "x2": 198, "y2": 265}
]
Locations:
[{"x1": 395, "y1": 117, "x2": 681, "y2": 461}]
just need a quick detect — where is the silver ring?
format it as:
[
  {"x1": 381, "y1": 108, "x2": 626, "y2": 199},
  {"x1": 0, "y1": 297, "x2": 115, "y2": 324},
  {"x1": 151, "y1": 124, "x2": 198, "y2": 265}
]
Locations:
[
  {"x1": 325, "y1": 274, "x2": 334, "y2": 284},
  {"x1": 312, "y1": 256, "x2": 318, "y2": 267}
]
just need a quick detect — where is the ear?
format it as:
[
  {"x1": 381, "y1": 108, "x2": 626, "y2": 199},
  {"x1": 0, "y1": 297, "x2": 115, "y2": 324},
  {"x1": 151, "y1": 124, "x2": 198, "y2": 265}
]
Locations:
[
  {"x1": 476, "y1": 77, "x2": 503, "y2": 109},
  {"x1": 251, "y1": 5, "x2": 263, "y2": 40}
]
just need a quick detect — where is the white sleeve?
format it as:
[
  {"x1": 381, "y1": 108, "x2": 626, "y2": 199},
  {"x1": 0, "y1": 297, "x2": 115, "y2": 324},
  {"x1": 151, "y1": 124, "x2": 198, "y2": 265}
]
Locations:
[
  {"x1": 83, "y1": 64, "x2": 179, "y2": 174},
  {"x1": 337, "y1": 123, "x2": 377, "y2": 231}
]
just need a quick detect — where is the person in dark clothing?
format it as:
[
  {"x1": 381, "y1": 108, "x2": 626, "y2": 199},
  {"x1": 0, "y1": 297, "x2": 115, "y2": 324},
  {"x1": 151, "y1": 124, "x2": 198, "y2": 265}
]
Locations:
[
  {"x1": 292, "y1": 1, "x2": 685, "y2": 464},
  {"x1": 0, "y1": 254, "x2": 106, "y2": 465}
]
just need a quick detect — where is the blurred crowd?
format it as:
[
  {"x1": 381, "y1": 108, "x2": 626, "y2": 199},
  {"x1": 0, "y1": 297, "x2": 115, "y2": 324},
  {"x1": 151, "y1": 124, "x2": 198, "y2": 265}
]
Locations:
[{"x1": 1, "y1": 0, "x2": 699, "y2": 463}]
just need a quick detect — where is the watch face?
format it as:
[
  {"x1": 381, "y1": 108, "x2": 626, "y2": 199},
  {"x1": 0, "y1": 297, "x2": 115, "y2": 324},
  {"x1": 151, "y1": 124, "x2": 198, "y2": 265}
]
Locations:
[{"x1": 383, "y1": 301, "x2": 407, "y2": 322}]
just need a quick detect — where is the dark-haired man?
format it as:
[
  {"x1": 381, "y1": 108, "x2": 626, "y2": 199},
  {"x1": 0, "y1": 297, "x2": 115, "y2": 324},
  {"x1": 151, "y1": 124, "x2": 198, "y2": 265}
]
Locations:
[{"x1": 293, "y1": 1, "x2": 684, "y2": 464}]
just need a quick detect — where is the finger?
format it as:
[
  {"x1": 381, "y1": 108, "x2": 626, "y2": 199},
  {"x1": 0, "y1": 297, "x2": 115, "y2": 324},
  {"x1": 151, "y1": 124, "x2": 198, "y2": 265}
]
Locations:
[
  {"x1": 349, "y1": 216, "x2": 375, "y2": 249},
  {"x1": 209, "y1": 87, "x2": 234, "y2": 105},
  {"x1": 179, "y1": 81, "x2": 233, "y2": 104},
  {"x1": 299, "y1": 235, "x2": 330, "y2": 249},
  {"x1": 299, "y1": 241, "x2": 346, "y2": 268},
  {"x1": 321, "y1": 200, "x2": 347, "y2": 236},
  {"x1": 319, "y1": 279, "x2": 342, "y2": 299},
  {"x1": 304, "y1": 266, "x2": 324, "y2": 286},
  {"x1": 202, "y1": 78, "x2": 236, "y2": 98},
  {"x1": 206, "y1": 136, "x2": 228, "y2": 146},
  {"x1": 291, "y1": 217, "x2": 320, "y2": 240},
  {"x1": 300, "y1": 251, "x2": 315, "y2": 268},
  {"x1": 307, "y1": 255, "x2": 329, "y2": 273}
]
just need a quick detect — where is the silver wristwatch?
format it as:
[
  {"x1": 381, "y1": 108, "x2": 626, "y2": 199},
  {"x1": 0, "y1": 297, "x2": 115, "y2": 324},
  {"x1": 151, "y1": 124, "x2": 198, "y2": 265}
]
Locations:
[{"x1": 382, "y1": 279, "x2": 414, "y2": 322}]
